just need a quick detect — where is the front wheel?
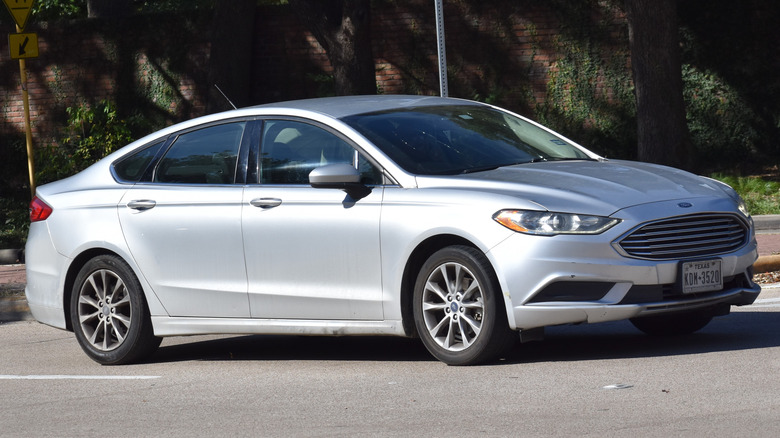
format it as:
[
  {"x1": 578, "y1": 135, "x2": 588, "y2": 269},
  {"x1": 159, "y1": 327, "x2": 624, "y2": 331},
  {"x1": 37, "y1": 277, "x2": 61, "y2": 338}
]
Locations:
[
  {"x1": 630, "y1": 310, "x2": 714, "y2": 336},
  {"x1": 70, "y1": 255, "x2": 161, "y2": 365},
  {"x1": 413, "y1": 246, "x2": 515, "y2": 365}
]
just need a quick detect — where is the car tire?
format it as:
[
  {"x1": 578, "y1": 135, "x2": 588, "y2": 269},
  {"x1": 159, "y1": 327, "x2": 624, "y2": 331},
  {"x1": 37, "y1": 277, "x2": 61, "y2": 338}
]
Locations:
[
  {"x1": 70, "y1": 255, "x2": 161, "y2": 365},
  {"x1": 630, "y1": 310, "x2": 714, "y2": 336},
  {"x1": 413, "y1": 245, "x2": 516, "y2": 365}
]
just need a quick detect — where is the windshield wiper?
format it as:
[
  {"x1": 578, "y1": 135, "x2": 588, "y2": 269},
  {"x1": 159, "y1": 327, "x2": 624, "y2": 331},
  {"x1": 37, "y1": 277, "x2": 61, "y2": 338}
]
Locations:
[
  {"x1": 545, "y1": 157, "x2": 599, "y2": 162},
  {"x1": 459, "y1": 159, "x2": 537, "y2": 174},
  {"x1": 459, "y1": 165, "x2": 501, "y2": 174}
]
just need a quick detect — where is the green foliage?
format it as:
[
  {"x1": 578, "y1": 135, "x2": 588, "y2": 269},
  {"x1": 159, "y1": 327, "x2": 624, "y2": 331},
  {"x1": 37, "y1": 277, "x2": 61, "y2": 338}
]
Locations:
[
  {"x1": 36, "y1": 100, "x2": 135, "y2": 184},
  {"x1": 32, "y1": 0, "x2": 85, "y2": 20},
  {"x1": 135, "y1": 59, "x2": 181, "y2": 112},
  {"x1": 305, "y1": 73, "x2": 336, "y2": 97},
  {"x1": 134, "y1": 0, "x2": 216, "y2": 13},
  {"x1": 0, "y1": 197, "x2": 29, "y2": 249},
  {"x1": 533, "y1": 2, "x2": 636, "y2": 159},
  {"x1": 29, "y1": 0, "x2": 217, "y2": 20},
  {"x1": 678, "y1": 0, "x2": 780, "y2": 164},
  {"x1": 683, "y1": 65, "x2": 760, "y2": 169},
  {"x1": 711, "y1": 174, "x2": 780, "y2": 215}
]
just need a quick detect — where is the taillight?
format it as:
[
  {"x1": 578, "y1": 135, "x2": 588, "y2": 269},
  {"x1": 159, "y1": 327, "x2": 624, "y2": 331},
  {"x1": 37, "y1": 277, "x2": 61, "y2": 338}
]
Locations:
[{"x1": 30, "y1": 196, "x2": 53, "y2": 222}]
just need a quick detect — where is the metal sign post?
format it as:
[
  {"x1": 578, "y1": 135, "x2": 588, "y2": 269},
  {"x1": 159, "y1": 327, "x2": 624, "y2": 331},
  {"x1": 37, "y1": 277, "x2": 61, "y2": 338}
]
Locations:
[
  {"x1": 434, "y1": 0, "x2": 448, "y2": 97},
  {"x1": 18, "y1": 25, "x2": 35, "y2": 198},
  {"x1": 4, "y1": 0, "x2": 37, "y2": 198}
]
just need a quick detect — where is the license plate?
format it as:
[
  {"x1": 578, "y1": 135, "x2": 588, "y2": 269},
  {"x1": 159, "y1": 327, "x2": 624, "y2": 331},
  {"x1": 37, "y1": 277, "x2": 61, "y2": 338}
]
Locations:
[{"x1": 681, "y1": 259, "x2": 722, "y2": 294}]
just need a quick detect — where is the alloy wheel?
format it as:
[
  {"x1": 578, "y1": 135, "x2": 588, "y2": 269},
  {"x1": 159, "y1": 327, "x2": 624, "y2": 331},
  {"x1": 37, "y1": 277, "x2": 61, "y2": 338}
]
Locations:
[
  {"x1": 76, "y1": 268, "x2": 132, "y2": 351},
  {"x1": 421, "y1": 261, "x2": 485, "y2": 352}
]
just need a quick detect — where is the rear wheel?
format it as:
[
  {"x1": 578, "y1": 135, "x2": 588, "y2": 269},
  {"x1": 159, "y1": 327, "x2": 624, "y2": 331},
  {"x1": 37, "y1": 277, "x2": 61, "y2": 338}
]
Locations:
[
  {"x1": 630, "y1": 310, "x2": 713, "y2": 336},
  {"x1": 70, "y1": 255, "x2": 161, "y2": 365},
  {"x1": 413, "y1": 246, "x2": 515, "y2": 365}
]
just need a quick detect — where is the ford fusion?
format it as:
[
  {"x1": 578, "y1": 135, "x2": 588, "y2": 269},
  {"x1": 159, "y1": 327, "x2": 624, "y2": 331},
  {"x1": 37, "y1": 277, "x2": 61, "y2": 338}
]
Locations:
[{"x1": 25, "y1": 95, "x2": 760, "y2": 365}]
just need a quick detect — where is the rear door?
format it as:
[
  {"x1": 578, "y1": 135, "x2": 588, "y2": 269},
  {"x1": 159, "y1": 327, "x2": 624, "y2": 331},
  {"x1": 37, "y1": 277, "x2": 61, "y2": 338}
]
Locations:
[{"x1": 118, "y1": 121, "x2": 253, "y2": 317}]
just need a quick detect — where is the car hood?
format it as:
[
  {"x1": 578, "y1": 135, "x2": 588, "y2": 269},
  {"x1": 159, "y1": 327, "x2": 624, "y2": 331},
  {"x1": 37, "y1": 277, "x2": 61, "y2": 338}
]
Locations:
[{"x1": 414, "y1": 160, "x2": 731, "y2": 216}]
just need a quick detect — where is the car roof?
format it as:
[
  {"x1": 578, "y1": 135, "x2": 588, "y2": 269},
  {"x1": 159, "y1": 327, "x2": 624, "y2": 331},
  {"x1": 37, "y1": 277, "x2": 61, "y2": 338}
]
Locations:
[
  {"x1": 250, "y1": 95, "x2": 482, "y2": 119},
  {"x1": 105, "y1": 95, "x2": 489, "y2": 166}
]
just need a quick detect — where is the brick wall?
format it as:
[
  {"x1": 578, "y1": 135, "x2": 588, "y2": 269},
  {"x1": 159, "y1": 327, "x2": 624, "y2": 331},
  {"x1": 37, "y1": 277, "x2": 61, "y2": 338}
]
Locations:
[{"x1": 0, "y1": 1, "x2": 627, "y2": 155}]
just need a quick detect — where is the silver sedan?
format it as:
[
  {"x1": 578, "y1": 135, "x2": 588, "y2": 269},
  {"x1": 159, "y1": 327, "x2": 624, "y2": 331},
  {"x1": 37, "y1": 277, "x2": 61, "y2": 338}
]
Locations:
[{"x1": 25, "y1": 95, "x2": 760, "y2": 365}]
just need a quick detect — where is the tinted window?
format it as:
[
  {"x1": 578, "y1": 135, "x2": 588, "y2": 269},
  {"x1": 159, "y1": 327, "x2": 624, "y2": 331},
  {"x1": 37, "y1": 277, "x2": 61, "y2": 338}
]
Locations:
[
  {"x1": 113, "y1": 140, "x2": 165, "y2": 183},
  {"x1": 342, "y1": 105, "x2": 591, "y2": 175},
  {"x1": 155, "y1": 123, "x2": 245, "y2": 184},
  {"x1": 260, "y1": 120, "x2": 381, "y2": 185}
]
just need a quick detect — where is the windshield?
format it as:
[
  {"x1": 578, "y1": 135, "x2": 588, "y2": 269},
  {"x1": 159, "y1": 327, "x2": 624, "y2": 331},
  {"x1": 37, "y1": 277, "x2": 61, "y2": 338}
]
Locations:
[{"x1": 342, "y1": 105, "x2": 592, "y2": 175}]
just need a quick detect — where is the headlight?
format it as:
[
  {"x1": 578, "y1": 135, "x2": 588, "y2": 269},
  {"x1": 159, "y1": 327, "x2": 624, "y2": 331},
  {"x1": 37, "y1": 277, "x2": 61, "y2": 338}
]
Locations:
[
  {"x1": 493, "y1": 210, "x2": 620, "y2": 236},
  {"x1": 702, "y1": 176, "x2": 751, "y2": 218},
  {"x1": 736, "y1": 195, "x2": 750, "y2": 218}
]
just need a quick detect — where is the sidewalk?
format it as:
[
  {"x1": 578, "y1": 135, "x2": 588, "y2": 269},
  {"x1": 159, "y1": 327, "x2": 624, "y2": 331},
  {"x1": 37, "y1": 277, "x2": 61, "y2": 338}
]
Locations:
[
  {"x1": 0, "y1": 264, "x2": 29, "y2": 322},
  {"x1": 3, "y1": 216, "x2": 780, "y2": 322}
]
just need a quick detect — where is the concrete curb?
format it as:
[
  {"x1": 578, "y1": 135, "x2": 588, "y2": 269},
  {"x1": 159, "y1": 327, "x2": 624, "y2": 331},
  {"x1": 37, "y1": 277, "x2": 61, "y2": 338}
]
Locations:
[
  {"x1": 754, "y1": 255, "x2": 780, "y2": 274},
  {"x1": 753, "y1": 215, "x2": 780, "y2": 273},
  {"x1": 754, "y1": 215, "x2": 780, "y2": 231}
]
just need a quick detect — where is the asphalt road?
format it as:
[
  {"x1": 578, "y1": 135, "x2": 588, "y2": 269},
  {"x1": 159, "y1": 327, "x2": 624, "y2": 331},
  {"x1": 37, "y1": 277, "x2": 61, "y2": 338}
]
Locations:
[{"x1": 1, "y1": 286, "x2": 778, "y2": 438}]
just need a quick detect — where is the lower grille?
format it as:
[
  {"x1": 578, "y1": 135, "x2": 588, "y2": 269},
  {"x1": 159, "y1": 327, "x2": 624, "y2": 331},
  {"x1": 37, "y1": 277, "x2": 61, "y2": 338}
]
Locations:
[{"x1": 616, "y1": 214, "x2": 748, "y2": 260}]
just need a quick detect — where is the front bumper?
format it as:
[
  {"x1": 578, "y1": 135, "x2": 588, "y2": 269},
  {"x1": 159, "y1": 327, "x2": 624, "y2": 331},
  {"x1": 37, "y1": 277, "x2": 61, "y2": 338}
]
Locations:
[
  {"x1": 509, "y1": 280, "x2": 759, "y2": 330},
  {"x1": 488, "y1": 207, "x2": 760, "y2": 330}
]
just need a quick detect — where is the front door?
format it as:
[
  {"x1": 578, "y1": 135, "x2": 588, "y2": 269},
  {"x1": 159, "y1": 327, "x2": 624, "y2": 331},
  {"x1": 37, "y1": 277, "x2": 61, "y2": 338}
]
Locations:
[{"x1": 242, "y1": 119, "x2": 384, "y2": 320}]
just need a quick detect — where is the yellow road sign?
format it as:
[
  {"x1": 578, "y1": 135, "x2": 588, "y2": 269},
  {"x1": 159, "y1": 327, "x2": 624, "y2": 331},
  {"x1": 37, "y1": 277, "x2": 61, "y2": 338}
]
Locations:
[
  {"x1": 9, "y1": 32, "x2": 37, "y2": 59},
  {"x1": 3, "y1": 0, "x2": 34, "y2": 30}
]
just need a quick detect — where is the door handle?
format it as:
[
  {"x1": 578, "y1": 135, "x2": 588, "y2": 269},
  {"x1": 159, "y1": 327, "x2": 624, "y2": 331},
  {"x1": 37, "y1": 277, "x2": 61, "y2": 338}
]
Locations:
[
  {"x1": 127, "y1": 200, "x2": 157, "y2": 211},
  {"x1": 250, "y1": 198, "x2": 282, "y2": 209}
]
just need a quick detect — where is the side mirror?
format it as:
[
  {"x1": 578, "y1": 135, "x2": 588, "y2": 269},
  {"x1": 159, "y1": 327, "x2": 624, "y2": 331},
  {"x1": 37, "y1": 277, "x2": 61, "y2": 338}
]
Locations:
[{"x1": 309, "y1": 163, "x2": 372, "y2": 200}]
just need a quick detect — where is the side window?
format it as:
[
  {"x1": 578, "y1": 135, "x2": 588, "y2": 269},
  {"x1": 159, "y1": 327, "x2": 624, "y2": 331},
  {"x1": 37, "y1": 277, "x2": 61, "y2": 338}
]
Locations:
[
  {"x1": 155, "y1": 122, "x2": 245, "y2": 184},
  {"x1": 260, "y1": 120, "x2": 381, "y2": 185},
  {"x1": 113, "y1": 140, "x2": 165, "y2": 183}
]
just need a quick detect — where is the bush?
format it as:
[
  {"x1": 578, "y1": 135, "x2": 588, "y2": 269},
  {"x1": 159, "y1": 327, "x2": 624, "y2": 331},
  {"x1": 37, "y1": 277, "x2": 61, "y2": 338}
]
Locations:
[
  {"x1": 0, "y1": 197, "x2": 29, "y2": 248},
  {"x1": 683, "y1": 65, "x2": 761, "y2": 170},
  {"x1": 36, "y1": 100, "x2": 135, "y2": 185}
]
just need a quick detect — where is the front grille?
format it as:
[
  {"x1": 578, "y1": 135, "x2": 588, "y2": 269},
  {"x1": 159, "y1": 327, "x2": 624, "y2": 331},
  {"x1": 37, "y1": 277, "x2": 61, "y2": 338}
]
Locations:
[{"x1": 616, "y1": 214, "x2": 748, "y2": 260}]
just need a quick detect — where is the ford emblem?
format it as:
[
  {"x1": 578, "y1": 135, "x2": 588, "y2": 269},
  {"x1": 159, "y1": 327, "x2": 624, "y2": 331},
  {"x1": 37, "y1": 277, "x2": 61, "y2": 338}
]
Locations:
[{"x1": 678, "y1": 202, "x2": 693, "y2": 208}]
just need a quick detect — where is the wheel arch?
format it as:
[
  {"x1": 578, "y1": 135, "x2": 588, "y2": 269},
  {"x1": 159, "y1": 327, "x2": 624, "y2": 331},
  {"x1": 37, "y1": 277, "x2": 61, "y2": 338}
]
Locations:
[
  {"x1": 62, "y1": 248, "x2": 126, "y2": 331},
  {"x1": 399, "y1": 234, "x2": 496, "y2": 337}
]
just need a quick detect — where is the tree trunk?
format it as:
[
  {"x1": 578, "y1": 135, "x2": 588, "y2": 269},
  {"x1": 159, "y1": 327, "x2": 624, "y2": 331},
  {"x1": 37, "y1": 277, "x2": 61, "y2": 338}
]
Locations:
[
  {"x1": 290, "y1": 0, "x2": 376, "y2": 96},
  {"x1": 625, "y1": 0, "x2": 691, "y2": 170},
  {"x1": 207, "y1": 0, "x2": 257, "y2": 112}
]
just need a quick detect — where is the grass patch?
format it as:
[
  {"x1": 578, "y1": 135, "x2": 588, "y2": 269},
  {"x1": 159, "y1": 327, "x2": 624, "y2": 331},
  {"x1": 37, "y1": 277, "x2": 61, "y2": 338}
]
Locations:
[{"x1": 711, "y1": 174, "x2": 780, "y2": 215}]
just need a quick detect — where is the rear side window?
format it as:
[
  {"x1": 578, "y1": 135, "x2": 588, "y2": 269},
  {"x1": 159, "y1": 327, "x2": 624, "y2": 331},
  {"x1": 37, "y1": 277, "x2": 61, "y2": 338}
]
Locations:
[
  {"x1": 113, "y1": 141, "x2": 165, "y2": 183},
  {"x1": 155, "y1": 122, "x2": 246, "y2": 184}
]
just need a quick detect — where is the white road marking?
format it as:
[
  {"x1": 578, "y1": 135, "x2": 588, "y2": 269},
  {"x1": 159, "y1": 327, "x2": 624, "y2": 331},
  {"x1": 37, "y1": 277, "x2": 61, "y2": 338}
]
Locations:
[
  {"x1": 750, "y1": 297, "x2": 780, "y2": 308},
  {"x1": 0, "y1": 375, "x2": 161, "y2": 380}
]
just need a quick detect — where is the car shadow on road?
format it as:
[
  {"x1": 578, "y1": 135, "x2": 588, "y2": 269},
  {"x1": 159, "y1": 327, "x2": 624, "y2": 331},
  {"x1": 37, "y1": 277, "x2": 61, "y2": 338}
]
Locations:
[
  {"x1": 503, "y1": 311, "x2": 780, "y2": 364},
  {"x1": 151, "y1": 334, "x2": 435, "y2": 363},
  {"x1": 148, "y1": 311, "x2": 779, "y2": 365}
]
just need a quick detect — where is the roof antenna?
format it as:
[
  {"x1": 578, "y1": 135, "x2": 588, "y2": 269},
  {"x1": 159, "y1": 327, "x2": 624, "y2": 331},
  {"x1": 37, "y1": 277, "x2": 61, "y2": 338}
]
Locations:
[{"x1": 214, "y1": 84, "x2": 237, "y2": 110}]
